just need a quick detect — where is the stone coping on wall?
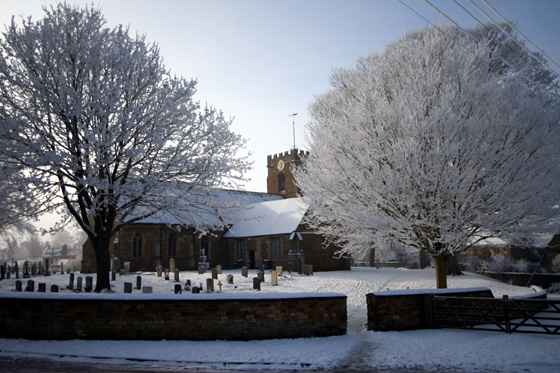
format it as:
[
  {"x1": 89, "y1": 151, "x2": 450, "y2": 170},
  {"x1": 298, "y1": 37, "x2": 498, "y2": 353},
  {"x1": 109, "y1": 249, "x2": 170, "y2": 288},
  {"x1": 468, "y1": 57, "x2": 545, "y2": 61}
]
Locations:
[{"x1": 370, "y1": 287, "x2": 492, "y2": 297}]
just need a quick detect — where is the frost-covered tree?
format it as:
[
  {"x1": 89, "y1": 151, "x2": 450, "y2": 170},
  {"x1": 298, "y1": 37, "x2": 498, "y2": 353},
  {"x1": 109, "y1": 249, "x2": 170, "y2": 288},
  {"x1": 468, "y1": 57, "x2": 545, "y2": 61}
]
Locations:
[
  {"x1": 0, "y1": 4, "x2": 249, "y2": 291},
  {"x1": 296, "y1": 23, "x2": 560, "y2": 288}
]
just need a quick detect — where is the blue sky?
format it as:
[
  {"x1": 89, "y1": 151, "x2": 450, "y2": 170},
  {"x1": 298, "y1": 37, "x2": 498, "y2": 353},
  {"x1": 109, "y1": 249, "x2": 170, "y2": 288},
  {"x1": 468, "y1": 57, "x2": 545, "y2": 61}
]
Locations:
[{"x1": 1, "y1": 0, "x2": 559, "y2": 194}]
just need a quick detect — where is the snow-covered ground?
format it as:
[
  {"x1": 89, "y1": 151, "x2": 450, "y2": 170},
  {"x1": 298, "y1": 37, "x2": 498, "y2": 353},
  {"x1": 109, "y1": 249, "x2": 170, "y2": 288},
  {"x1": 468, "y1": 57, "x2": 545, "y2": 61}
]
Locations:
[{"x1": 0, "y1": 267, "x2": 558, "y2": 372}]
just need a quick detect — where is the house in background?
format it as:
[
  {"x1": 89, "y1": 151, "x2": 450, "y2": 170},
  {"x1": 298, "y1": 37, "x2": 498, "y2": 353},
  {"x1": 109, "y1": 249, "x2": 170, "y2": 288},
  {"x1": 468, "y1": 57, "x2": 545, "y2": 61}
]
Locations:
[
  {"x1": 43, "y1": 244, "x2": 80, "y2": 268},
  {"x1": 82, "y1": 148, "x2": 350, "y2": 273}
]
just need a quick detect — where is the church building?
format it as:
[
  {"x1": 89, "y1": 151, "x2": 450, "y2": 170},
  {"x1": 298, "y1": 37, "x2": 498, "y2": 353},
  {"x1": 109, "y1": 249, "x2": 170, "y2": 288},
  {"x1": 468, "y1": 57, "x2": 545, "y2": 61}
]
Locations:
[{"x1": 81, "y1": 149, "x2": 350, "y2": 273}]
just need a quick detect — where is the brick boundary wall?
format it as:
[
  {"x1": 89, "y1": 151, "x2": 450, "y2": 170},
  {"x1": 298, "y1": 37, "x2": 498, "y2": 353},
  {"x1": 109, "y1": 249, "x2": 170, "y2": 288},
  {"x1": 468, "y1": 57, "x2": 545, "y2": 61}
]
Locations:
[
  {"x1": 0, "y1": 294, "x2": 347, "y2": 341},
  {"x1": 480, "y1": 272, "x2": 560, "y2": 288},
  {"x1": 366, "y1": 288, "x2": 494, "y2": 331}
]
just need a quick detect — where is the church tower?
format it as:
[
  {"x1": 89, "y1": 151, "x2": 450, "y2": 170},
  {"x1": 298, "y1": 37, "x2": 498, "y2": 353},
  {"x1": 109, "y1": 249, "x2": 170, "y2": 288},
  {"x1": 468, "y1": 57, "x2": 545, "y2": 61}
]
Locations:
[{"x1": 267, "y1": 148, "x2": 309, "y2": 198}]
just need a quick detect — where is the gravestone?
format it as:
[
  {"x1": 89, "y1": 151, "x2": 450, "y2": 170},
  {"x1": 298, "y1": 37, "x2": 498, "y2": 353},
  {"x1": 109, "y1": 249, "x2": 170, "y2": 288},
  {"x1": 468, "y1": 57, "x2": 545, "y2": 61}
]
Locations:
[
  {"x1": 276, "y1": 266, "x2": 283, "y2": 277},
  {"x1": 226, "y1": 274, "x2": 234, "y2": 284},
  {"x1": 142, "y1": 286, "x2": 153, "y2": 294},
  {"x1": 253, "y1": 277, "x2": 261, "y2": 290},
  {"x1": 85, "y1": 276, "x2": 93, "y2": 292},
  {"x1": 135, "y1": 276, "x2": 142, "y2": 290},
  {"x1": 271, "y1": 271, "x2": 278, "y2": 285},
  {"x1": 50, "y1": 284, "x2": 59, "y2": 292},
  {"x1": 174, "y1": 284, "x2": 182, "y2": 294},
  {"x1": 68, "y1": 273, "x2": 74, "y2": 290},
  {"x1": 241, "y1": 266, "x2": 248, "y2": 277},
  {"x1": 25, "y1": 280, "x2": 34, "y2": 292},
  {"x1": 198, "y1": 266, "x2": 204, "y2": 275},
  {"x1": 216, "y1": 264, "x2": 222, "y2": 274},
  {"x1": 211, "y1": 268, "x2": 218, "y2": 280},
  {"x1": 112, "y1": 271, "x2": 116, "y2": 281},
  {"x1": 124, "y1": 282, "x2": 133, "y2": 293},
  {"x1": 170, "y1": 258, "x2": 175, "y2": 274},
  {"x1": 31, "y1": 263, "x2": 38, "y2": 276},
  {"x1": 192, "y1": 286, "x2": 200, "y2": 294},
  {"x1": 60, "y1": 262, "x2": 64, "y2": 275},
  {"x1": 23, "y1": 261, "x2": 31, "y2": 278},
  {"x1": 257, "y1": 271, "x2": 265, "y2": 283},
  {"x1": 164, "y1": 269, "x2": 170, "y2": 280},
  {"x1": 174, "y1": 269, "x2": 180, "y2": 282},
  {"x1": 156, "y1": 265, "x2": 163, "y2": 277},
  {"x1": 14, "y1": 261, "x2": 19, "y2": 279},
  {"x1": 119, "y1": 269, "x2": 125, "y2": 276},
  {"x1": 76, "y1": 277, "x2": 83, "y2": 292},
  {"x1": 15, "y1": 280, "x2": 22, "y2": 292},
  {"x1": 0, "y1": 264, "x2": 5, "y2": 280},
  {"x1": 206, "y1": 278, "x2": 214, "y2": 292},
  {"x1": 38, "y1": 283, "x2": 46, "y2": 292}
]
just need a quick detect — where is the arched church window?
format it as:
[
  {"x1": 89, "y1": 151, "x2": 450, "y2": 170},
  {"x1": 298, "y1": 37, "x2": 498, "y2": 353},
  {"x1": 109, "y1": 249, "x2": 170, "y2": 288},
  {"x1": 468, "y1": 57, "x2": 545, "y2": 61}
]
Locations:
[
  {"x1": 168, "y1": 233, "x2": 177, "y2": 257},
  {"x1": 278, "y1": 172, "x2": 286, "y2": 192},
  {"x1": 132, "y1": 232, "x2": 143, "y2": 257}
]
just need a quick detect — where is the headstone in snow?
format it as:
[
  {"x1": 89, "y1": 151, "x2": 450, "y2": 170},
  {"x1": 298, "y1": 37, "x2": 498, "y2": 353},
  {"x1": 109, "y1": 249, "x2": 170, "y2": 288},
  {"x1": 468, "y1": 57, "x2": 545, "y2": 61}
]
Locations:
[
  {"x1": 169, "y1": 258, "x2": 175, "y2": 274},
  {"x1": 85, "y1": 276, "x2": 93, "y2": 292},
  {"x1": 253, "y1": 277, "x2": 261, "y2": 291},
  {"x1": 135, "y1": 275, "x2": 142, "y2": 290},
  {"x1": 156, "y1": 265, "x2": 163, "y2": 277},
  {"x1": 142, "y1": 286, "x2": 153, "y2": 294},
  {"x1": 271, "y1": 271, "x2": 278, "y2": 286},
  {"x1": 68, "y1": 272, "x2": 74, "y2": 290},
  {"x1": 257, "y1": 271, "x2": 265, "y2": 283},
  {"x1": 76, "y1": 277, "x2": 83, "y2": 292},
  {"x1": 206, "y1": 278, "x2": 214, "y2": 292},
  {"x1": 226, "y1": 274, "x2": 234, "y2": 284},
  {"x1": 124, "y1": 282, "x2": 132, "y2": 294},
  {"x1": 241, "y1": 266, "x2": 248, "y2": 278},
  {"x1": 276, "y1": 266, "x2": 283, "y2": 277},
  {"x1": 211, "y1": 268, "x2": 218, "y2": 280}
]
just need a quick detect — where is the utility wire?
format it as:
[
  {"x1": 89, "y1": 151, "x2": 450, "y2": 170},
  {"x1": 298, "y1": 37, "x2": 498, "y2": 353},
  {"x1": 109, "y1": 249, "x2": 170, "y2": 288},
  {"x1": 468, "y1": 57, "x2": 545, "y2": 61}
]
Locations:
[
  {"x1": 468, "y1": 0, "x2": 560, "y2": 80},
  {"x1": 452, "y1": 0, "x2": 535, "y2": 71},
  {"x1": 481, "y1": 0, "x2": 560, "y2": 72}
]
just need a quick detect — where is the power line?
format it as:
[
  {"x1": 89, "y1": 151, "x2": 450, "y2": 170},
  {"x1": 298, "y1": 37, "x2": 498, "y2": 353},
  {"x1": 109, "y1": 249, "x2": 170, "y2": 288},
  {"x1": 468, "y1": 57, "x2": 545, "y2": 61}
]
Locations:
[
  {"x1": 481, "y1": 0, "x2": 560, "y2": 72},
  {"x1": 468, "y1": 0, "x2": 560, "y2": 81}
]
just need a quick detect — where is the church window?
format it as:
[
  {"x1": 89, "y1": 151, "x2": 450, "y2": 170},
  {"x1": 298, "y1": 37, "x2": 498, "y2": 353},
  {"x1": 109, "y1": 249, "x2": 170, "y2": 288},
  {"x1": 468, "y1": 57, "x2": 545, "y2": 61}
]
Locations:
[
  {"x1": 235, "y1": 239, "x2": 246, "y2": 260},
  {"x1": 278, "y1": 172, "x2": 286, "y2": 192},
  {"x1": 268, "y1": 237, "x2": 283, "y2": 260},
  {"x1": 132, "y1": 232, "x2": 143, "y2": 257},
  {"x1": 168, "y1": 234, "x2": 177, "y2": 257}
]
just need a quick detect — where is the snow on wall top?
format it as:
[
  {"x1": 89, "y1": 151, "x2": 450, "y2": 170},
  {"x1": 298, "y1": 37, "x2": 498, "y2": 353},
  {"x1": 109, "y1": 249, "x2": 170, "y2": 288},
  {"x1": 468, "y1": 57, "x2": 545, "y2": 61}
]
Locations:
[{"x1": 223, "y1": 198, "x2": 308, "y2": 238}]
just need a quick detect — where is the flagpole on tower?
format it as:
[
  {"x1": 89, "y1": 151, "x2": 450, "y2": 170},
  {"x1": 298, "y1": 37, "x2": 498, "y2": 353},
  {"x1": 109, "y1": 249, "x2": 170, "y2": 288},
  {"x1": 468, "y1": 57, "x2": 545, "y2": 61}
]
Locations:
[{"x1": 289, "y1": 113, "x2": 298, "y2": 150}]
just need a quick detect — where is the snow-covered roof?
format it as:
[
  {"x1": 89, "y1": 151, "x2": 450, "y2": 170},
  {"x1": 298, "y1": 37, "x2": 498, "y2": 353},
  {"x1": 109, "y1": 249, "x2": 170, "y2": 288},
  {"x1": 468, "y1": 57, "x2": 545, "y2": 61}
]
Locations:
[
  {"x1": 134, "y1": 189, "x2": 284, "y2": 226},
  {"x1": 42, "y1": 247, "x2": 80, "y2": 258},
  {"x1": 223, "y1": 198, "x2": 308, "y2": 238}
]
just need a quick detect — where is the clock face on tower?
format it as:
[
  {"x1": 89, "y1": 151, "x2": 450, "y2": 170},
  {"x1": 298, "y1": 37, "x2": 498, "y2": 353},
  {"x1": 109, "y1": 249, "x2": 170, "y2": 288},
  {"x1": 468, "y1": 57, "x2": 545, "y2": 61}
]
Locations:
[{"x1": 277, "y1": 160, "x2": 285, "y2": 171}]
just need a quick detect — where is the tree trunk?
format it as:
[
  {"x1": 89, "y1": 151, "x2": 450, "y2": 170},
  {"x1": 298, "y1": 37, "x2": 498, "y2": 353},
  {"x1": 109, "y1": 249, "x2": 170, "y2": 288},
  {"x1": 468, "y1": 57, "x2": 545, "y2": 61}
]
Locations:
[
  {"x1": 93, "y1": 236, "x2": 112, "y2": 292},
  {"x1": 433, "y1": 254, "x2": 449, "y2": 289}
]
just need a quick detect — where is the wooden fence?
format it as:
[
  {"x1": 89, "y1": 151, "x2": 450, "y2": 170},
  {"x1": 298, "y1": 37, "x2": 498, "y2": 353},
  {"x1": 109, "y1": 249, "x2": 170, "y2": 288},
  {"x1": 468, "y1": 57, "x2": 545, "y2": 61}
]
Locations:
[{"x1": 430, "y1": 295, "x2": 560, "y2": 335}]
